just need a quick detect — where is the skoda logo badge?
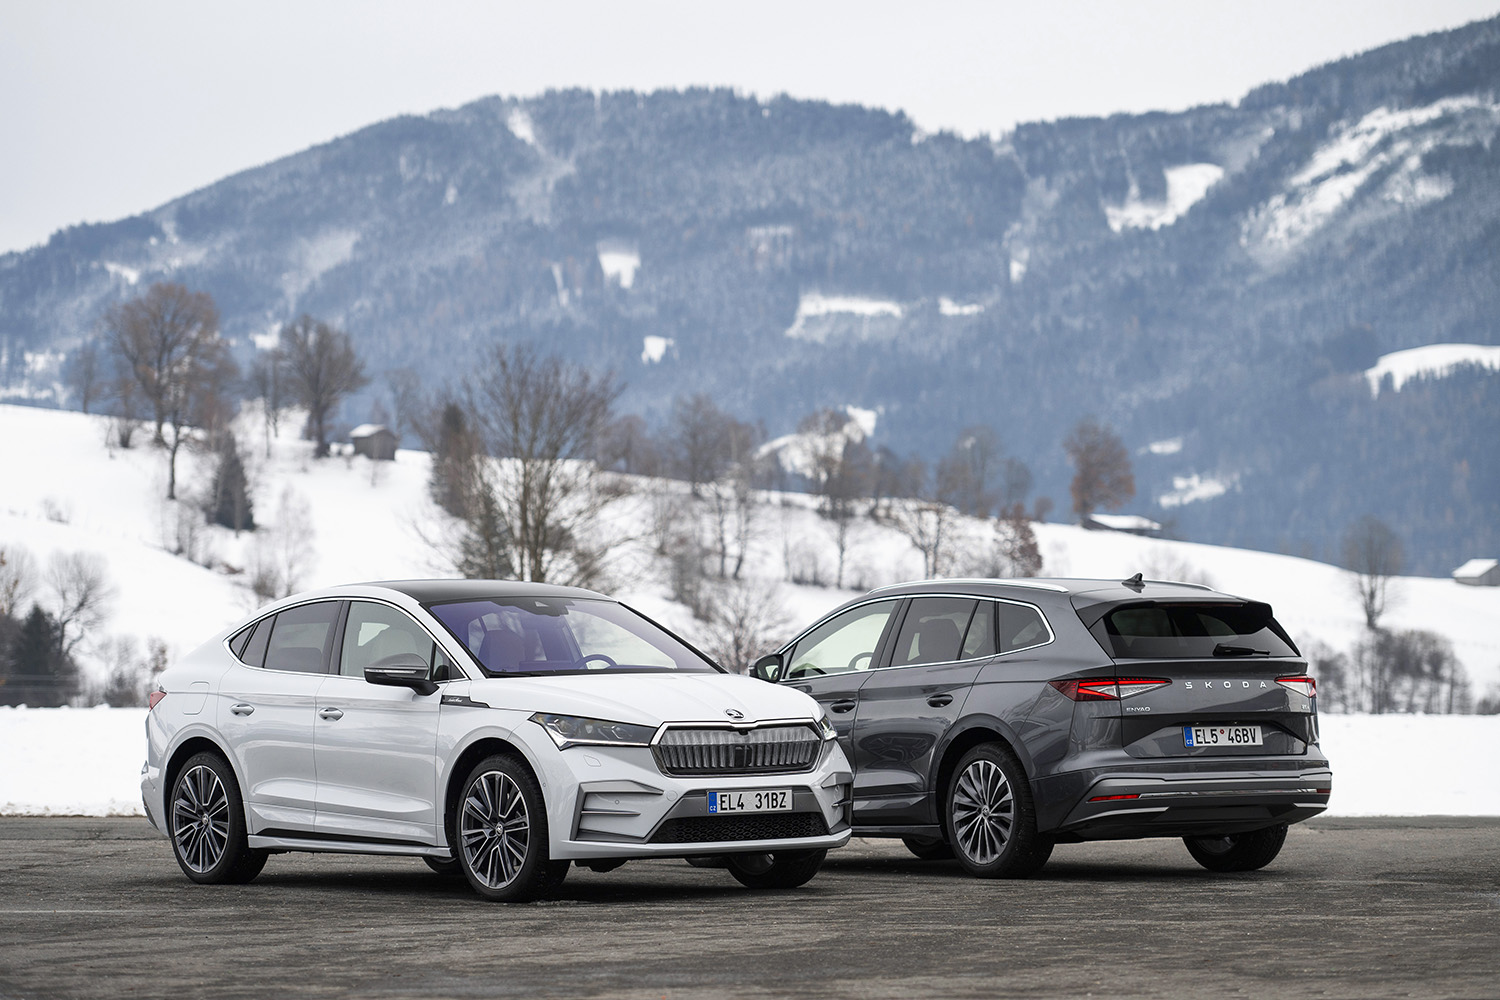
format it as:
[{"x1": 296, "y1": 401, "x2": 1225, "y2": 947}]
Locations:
[{"x1": 725, "y1": 708, "x2": 744, "y2": 720}]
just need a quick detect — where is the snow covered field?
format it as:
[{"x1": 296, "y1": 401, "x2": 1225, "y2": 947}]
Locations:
[{"x1": 1, "y1": 707, "x2": 1493, "y2": 817}]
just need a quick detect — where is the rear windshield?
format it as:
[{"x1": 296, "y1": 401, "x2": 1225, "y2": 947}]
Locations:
[
  {"x1": 1090, "y1": 602, "x2": 1299, "y2": 659},
  {"x1": 425, "y1": 596, "x2": 719, "y2": 676}
]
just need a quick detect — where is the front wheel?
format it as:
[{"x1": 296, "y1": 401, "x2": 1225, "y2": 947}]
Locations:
[
  {"x1": 455, "y1": 755, "x2": 568, "y2": 902},
  {"x1": 945, "y1": 744, "x2": 1051, "y2": 879},
  {"x1": 725, "y1": 849, "x2": 827, "y2": 889},
  {"x1": 168, "y1": 752, "x2": 267, "y2": 884},
  {"x1": 1184, "y1": 825, "x2": 1288, "y2": 872}
]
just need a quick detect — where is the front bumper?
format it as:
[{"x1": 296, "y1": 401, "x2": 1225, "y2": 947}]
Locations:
[{"x1": 534, "y1": 738, "x2": 854, "y2": 860}]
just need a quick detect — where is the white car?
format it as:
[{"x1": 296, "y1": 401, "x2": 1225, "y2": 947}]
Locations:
[{"x1": 142, "y1": 581, "x2": 853, "y2": 901}]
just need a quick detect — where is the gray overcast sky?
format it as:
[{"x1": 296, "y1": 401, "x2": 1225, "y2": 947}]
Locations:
[{"x1": 3, "y1": 0, "x2": 1498, "y2": 254}]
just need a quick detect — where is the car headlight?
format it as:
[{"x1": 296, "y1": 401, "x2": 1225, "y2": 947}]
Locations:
[
  {"x1": 818, "y1": 715, "x2": 837, "y2": 741},
  {"x1": 530, "y1": 713, "x2": 656, "y2": 750}
]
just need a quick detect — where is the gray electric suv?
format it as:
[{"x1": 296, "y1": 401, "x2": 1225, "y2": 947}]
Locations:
[{"x1": 749, "y1": 576, "x2": 1332, "y2": 878}]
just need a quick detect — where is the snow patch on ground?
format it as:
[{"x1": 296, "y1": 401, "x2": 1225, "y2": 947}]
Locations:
[
  {"x1": 1241, "y1": 95, "x2": 1499, "y2": 261},
  {"x1": 785, "y1": 293, "x2": 904, "y2": 341},
  {"x1": 506, "y1": 108, "x2": 538, "y2": 147},
  {"x1": 3, "y1": 706, "x2": 1493, "y2": 816},
  {"x1": 282, "y1": 229, "x2": 359, "y2": 302},
  {"x1": 1363, "y1": 343, "x2": 1500, "y2": 396},
  {"x1": 1158, "y1": 473, "x2": 1235, "y2": 508},
  {"x1": 939, "y1": 297, "x2": 983, "y2": 317},
  {"x1": 1145, "y1": 438, "x2": 1183, "y2": 456},
  {"x1": 758, "y1": 406, "x2": 874, "y2": 480},
  {"x1": 102, "y1": 261, "x2": 140, "y2": 286},
  {"x1": 597, "y1": 241, "x2": 640, "y2": 289},
  {"x1": 640, "y1": 335, "x2": 674, "y2": 365},
  {"x1": 1105, "y1": 164, "x2": 1224, "y2": 233}
]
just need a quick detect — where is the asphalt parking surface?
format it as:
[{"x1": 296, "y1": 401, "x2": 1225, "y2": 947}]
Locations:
[{"x1": 0, "y1": 817, "x2": 1497, "y2": 999}]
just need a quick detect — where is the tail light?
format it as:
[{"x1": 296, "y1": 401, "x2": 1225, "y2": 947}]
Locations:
[
  {"x1": 1277, "y1": 676, "x2": 1316, "y2": 698},
  {"x1": 148, "y1": 689, "x2": 167, "y2": 710},
  {"x1": 1049, "y1": 677, "x2": 1171, "y2": 701}
]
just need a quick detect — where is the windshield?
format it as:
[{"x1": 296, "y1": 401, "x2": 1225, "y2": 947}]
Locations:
[
  {"x1": 1090, "y1": 602, "x2": 1300, "y2": 659},
  {"x1": 425, "y1": 597, "x2": 719, "y2": 676}
]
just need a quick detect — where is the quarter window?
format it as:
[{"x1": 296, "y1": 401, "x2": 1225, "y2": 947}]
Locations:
[
  {"x1": 340, "y1": 602, "x2": 437, "y2": 678},
  {"x1": 263, "y1": 601, "x2": 340, "y2": 674},
  {"x1": 997, "y1": 602, "x2": 1050, "y2": 653},
  {"x1": 785, "y1": 600, "x2": 898, "y2": 679}
]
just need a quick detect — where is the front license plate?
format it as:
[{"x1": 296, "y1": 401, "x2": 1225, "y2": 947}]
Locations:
[
  {"x1": 1184, "y1": 725, "x2": 1263, "y2": 747},
  {"x1": 707, "y1": 789, "x2": 792, "y2": 814}
]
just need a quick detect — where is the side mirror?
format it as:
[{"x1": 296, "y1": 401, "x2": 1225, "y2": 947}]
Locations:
[
  {"x1": 749, "y1": 652, "x2": 784, "y2": 683},
  {"x1": 365, "y1": 660, "x2": 438, "y2": 696}
]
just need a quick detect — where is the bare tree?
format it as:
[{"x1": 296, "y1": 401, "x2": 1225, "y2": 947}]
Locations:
[
  {"x1": 248, "y1": 488, "x2": 317, "y2": 600},
  {"x1": 279, "y1": 315, "x2": 370, "y2": 458},
  {"x1": 0, "y1": 544, "x2": 37, "y2": 619},
  {"x1": 597, "y1": 413, "x2": 664, "y2": 476},
  {"x1": 105, "y1": 283, "x2": 236, "y2": 498},
  {"x1": 463, "y1": 343, "x2": 622, "y2": 585},
  {"x1": 696, "y1": 579, "x2": 793, "y2": 672},
  {"x1": 1342, "y1": 515, "x2": 1403, "y2": 631},
  {"x1": 670, "y1": 394, "x2": 743, "y2": 497},
  {"x1": 249, "y1": 348, "x2": 289, "y2": 458},
  {"x1": 65, "y1": 339, "x2": 104, "y2": 414},
  {"x1": 1064, "y1": 417, "x2": 1135, "y2": 522},
  {"x1": 46, "y1": 551, "x2": 115, "y2": 656},
  {"x1": 938, "y1": 425, "x2": 1003, "y2": 517}
]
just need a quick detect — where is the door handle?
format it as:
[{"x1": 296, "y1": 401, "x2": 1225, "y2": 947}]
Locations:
[
  {"x1": 318, "y1": 707, "x2": 344, "y2": 721},
  {"x1": 926, "y1": 694, "x2": 954, "y2": 708},
  {"x1": 229, "y1": 703, "x2": 254, "y2": 716},
  {"x1": 829, "y1": 699, "x2": 857, "y2": 714}
]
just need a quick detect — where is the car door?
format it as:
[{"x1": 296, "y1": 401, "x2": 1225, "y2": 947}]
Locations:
[
  {"x1": 216, "y1": 601, "x2": 339, "y2": 834},
  {"x1": 314, "y1": 600, "x2": 444, "y2": 845},
  {"x1": 850, "y1": 596, "x2": 992, "y2": 827},
  {"x1": 778, "y1": 597, "x2": 900, "y2": 764}
]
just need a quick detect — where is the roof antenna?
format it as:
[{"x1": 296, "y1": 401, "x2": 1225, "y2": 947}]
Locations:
[{"x1": 1122, "y1": 573, "x2": 1145, "y2": 592}]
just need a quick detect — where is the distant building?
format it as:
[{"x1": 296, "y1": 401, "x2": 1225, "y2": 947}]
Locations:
[
  {"x1": 1452, "y1": 558, "x2": 1500, "y2": 587},
  {"x1": 1083, "y1": 513, "x2": 1162, "y2": 537},
  {"x1": 350, "y1": 424, "x2": 398, "y2": 461}
]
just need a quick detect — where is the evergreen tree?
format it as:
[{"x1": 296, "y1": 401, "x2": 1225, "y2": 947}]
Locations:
[
  {"x1": 207, "y1": 432, "x2": 255, "y2": 532},
  {"x1": 2, "y1": 605, "x2": 76, "y2": 707}
]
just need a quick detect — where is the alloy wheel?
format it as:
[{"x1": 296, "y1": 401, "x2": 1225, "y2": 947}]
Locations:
[
  {"x1": 172, "y1": 764, "x2": 231, "y2": 873},
  {"x1": 460, "y1": 770, "x2": 532, "y2": 889},
  {"x1": 951, "y1": 758, "x2": 1015, "y2": 865}
]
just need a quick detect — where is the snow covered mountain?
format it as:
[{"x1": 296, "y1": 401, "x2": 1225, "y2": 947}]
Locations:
[{"x1": 2, "y1": 18, "x2": 1498, "y2": 572}]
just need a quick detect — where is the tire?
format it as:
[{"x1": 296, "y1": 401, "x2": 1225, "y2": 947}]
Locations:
[
  {"x1": 902, "y1": 836, "x2": 954, "y2": 861},
  {"x1": 424, "y1": 856, "x2": 463, "y2": 878},
  {"x1": 944, "y1": 743, "x2": 1051, "y2": 879},
  {"x1": 168, "y1": 752, "x2": 268, "y2": 885},
  {"x1": 455, "y1": 755, "x2": 568, "y2": 902},
  {"x1": 724, "y1": 849, "x2": 827, "y2": 890},
  {"x1": 1184, "y1": 824, "x2": 1288, "y2": 872}
]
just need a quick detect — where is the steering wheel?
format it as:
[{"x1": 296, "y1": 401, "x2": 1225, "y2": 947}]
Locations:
[
  {"x1": 580, "y1": 653, "x2": 618, "y2": 670},
  {"x1": 847, "y1": 652, "x2": 873, "y2": 672}
]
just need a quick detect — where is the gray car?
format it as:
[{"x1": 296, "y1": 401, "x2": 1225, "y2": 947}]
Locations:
[{"x1": 749, "y1": 575, "x2": 1331, "y2": 878}]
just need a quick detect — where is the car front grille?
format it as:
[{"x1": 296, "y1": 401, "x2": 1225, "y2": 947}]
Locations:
[
  {"x1": 649, "y1": 812, "x2": 830, "y2": 844},
  {"x1": 652, "y1": 724, "x2": 821, "y2": 776}
]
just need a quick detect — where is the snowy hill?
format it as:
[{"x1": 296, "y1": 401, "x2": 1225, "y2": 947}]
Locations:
[{"x1": 1, "y1": 403, "x2": 1496, "y2": 699}]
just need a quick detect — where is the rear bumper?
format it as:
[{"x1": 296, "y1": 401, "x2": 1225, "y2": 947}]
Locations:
[{"x1": 1041, "y1": 761, "x2": 1333, "y2": 841}]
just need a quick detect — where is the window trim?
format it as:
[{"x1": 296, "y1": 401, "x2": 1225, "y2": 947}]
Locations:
[
  {"x1": 775, "y1": 596, "x2": 904, "y2": 681},
  {"x1": 223, "y1": 597, "x2": 470, "y2": 680},
  {"x1": 865, "y1": 593, "x2": 1057, "y2": 674}
]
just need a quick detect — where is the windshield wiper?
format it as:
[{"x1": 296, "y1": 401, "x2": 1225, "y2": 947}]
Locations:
[{"x1": 1213, "y1": 643, "x2": 1269, "y2": 657}]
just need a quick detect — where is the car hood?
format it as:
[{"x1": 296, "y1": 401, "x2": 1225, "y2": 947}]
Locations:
[{"x1": 467, "y1": 672, "x2": 820, "y2": 728}]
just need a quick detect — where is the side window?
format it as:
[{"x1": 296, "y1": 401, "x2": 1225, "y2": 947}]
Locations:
[
  {"x1": 785, "y1": 600, "x2": 898, "y2": 679},
  {"x1": 237, "y1": 618, "x2": 271, "y2": 667},
  {"x1": 960, "y1": 602, "x2": 997, "y2": 659},
  {"x1": 890, "y1": 597, "x2": 976, "y2": 667},
  {"x1": 340, "y1": 602, "x2": 437, "y2": 678},
  {"x1": 997, "y1": 602, "x2": 1050, "y2": 653},
  {"x1": 263, "y1": 601, "x2": 341, "y2": 674}
]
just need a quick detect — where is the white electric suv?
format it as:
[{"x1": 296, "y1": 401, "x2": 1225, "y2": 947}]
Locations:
[{"x1": 142, "y1": 580, "x2": 852, "y2": 901}]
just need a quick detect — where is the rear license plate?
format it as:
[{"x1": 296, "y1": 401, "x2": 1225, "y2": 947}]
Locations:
[
  {"x1": 707, "y1": 789, "x2": 792, "y2": 814},
  {"x1": 1184, "y1": 725, "x2": 1263, "y2": 747}
]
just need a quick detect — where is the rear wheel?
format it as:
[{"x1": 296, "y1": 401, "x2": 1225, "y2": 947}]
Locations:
[
  {"x1": 901, "y1": 836, "x2": 954, "y2": 861},
  {"x1": 455, "y1": 755, "x2": 568, "y2": 902},
  {"x1": 724, "y1": 849, "x2": 826, "y2": 889},
  {"x1": 1184, "y1": 824, "x2": 1288, "y2": 872},
  {"x1": 168, "y1": 752, "x2": 267, "y2": 885},
  {"x1": 945, "y1": 744, "x2": 1051, "y2": 879},
  {"x1": 424, "y1": 856, "x2": 463, "y2": 878}
]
